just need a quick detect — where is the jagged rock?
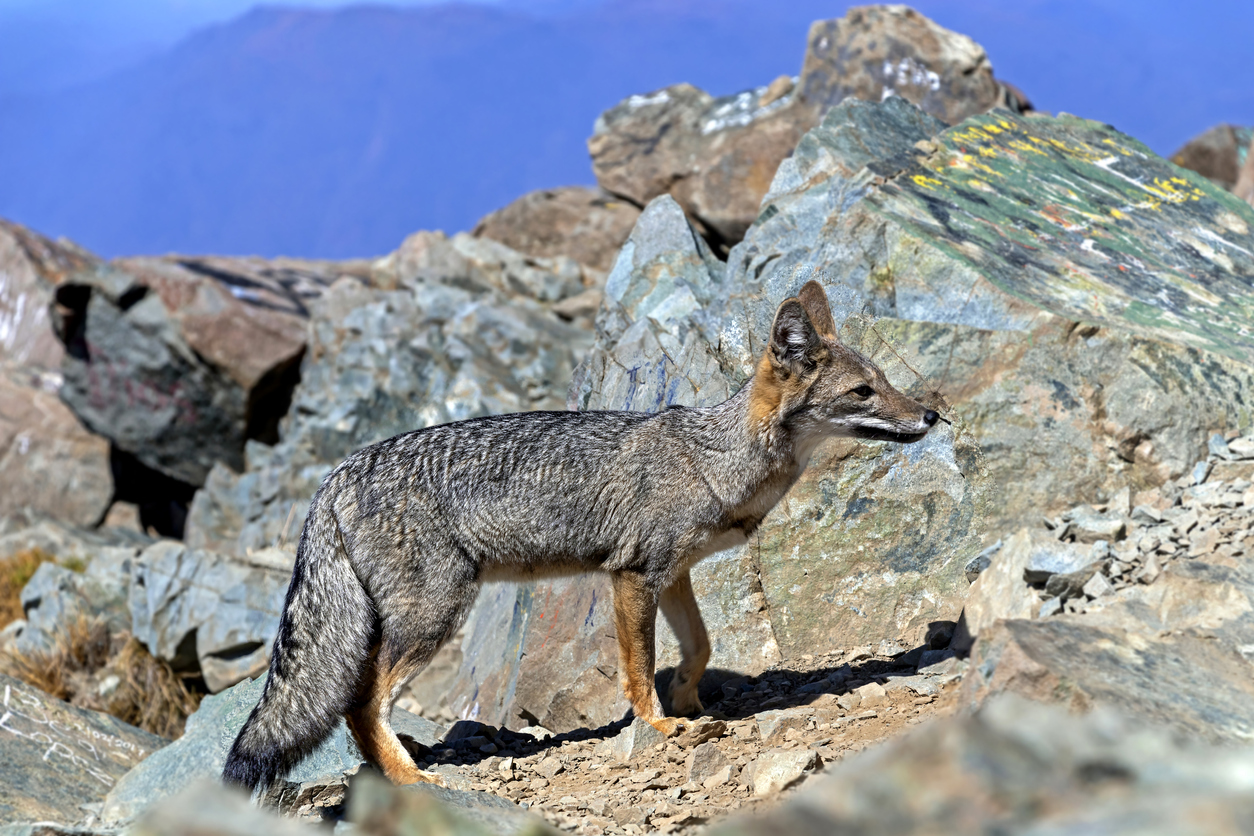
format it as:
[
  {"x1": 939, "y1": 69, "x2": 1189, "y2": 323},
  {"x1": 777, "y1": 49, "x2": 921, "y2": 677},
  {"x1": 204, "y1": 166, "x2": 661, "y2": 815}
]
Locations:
[
  {"x1": 100, "y1": 673, "x2": 445, "y2": 825},
  {"x1": 184, "y1": 232, "x2": 594, "y2": 559},
  {"x1": 1022, "y1": 537, "x2": 1100, "y2": 584},
  {"x1": 53, "y1": 254, "x2": 361, "y2": 486},
  {"x1": 0, "y1": 218, "x2": 92, "y2": 371},
  {"x1": 754, "y1": 709, "x2": 809, "y2": 745},
  {"x1": 744, "y1": 748, "x2": 818, "y2": 797},
  {"x1": 589, "y1": 5, "x2": 1024, "y2": 247},
  {"x1": 0, "y1": 366, "x2": 112, "y2": 527},
  {"x1": 0, "y1": 672, "x2": 167, "y2": 826},
  {"x1": 127, "y1": 542, "x2": 293, "y2": 692},
  {"x1": 962, "y1": 554, "x2": 1254, "y2": 744},
  {"x1": 685, "y1": 741, "x2": 731, "y2": 785},
  {"x1": 13, "y1": 548, "x2": 132, "y2": 654},
  {"x1": 722, "y1": 695, "x2": 1254, "y2": 835},
  {"x1": 1066, "y1": 506, "x2": 1127, "y2": 543},
  {"x1": 1169, "y1": 123, "x2": 1253, "y2": 191},
  {"x1": 472, "y1": 186, "x2": 641, "y2": 275}
]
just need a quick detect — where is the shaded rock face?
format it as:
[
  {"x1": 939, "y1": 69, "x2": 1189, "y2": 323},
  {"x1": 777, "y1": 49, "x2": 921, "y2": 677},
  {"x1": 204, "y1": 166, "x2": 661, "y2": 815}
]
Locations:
[
  {"x1": 53, "y1": 255, "x2": 356, "y2": 488},
  {"x1": 184, "y1": 230, "x2": 595, "y2": 559},
  {"x1": 0, "y1": 672, "x2": 167, "y2": 826},
  {"x1": 472, "y1": 186, "x2": 642, "y2": 275},
  {"x1": 727, "y1": 695, "x2": 1254, "y2": 835},
  {"x1": 588, "y1": 5, "x2": 1023, "y2": 248},
  {"x1": 0, "y1": 221, "x2": 112, "y2": 526},
  {"x1": 1170, "y1": 123, "x2": 1253, "y2": 191},
  {"x1": 429, "y1": 97, "x2": 1252, "y2": 736}
]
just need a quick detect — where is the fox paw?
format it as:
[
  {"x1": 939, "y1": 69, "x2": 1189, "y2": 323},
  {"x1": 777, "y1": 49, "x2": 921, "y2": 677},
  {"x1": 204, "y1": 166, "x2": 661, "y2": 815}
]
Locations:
[{"x1": 648, "y1": 716, "x2": 688, "y2": 737}]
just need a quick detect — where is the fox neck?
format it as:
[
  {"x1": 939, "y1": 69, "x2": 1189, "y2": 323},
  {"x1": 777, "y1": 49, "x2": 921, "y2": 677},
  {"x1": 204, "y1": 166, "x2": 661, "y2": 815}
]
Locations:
[{"x1": 687, "y1": 370, "x2": 824, "y2": 512}]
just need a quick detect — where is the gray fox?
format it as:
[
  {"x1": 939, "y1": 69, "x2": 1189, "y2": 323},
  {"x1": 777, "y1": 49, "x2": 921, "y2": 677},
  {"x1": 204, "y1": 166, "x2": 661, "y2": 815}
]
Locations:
[{"x1": 222, "y1": 280, "x2": 939, "y2": 792}]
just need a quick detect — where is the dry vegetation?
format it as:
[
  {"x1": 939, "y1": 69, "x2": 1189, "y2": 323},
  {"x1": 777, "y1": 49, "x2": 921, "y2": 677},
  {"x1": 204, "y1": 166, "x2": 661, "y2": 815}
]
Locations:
[{"x1": 0, "y1": 554, "x2": 204, "y2": 739}]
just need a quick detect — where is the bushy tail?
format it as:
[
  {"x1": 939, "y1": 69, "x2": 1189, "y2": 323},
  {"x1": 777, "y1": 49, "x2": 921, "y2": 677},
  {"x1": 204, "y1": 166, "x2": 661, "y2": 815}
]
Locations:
[{"x1": 221, "y1": 485, "x2": 374, "y2": 794}]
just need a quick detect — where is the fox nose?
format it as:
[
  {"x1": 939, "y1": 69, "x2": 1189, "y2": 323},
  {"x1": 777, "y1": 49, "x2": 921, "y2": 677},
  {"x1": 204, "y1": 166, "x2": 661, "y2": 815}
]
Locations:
[{"x1": 923, "y1": 410, "x2": 939, "y2": 427}]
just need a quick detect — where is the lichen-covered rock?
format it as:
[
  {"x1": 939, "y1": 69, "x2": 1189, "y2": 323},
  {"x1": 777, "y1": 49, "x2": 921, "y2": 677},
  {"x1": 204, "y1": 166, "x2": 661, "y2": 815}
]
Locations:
[
  {"x1": 589, "y1": 5, "x2": 1024, "y2": 247},
  {"x1": 472, "y1": 186, "x2": 641, "y2": 275},
  {"x1": 0, "y1": 672, "x2": 166, "y2": 826},
  {"x1": 183, "y1": 231, "x2": 595, "y2": 558}
]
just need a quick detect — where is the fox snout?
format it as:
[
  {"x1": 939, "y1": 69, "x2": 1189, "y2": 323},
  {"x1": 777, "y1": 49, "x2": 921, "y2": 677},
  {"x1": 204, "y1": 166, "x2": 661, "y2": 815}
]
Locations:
[{"x1": 758, "y1": 281, "x2": 946, "y2": 446}]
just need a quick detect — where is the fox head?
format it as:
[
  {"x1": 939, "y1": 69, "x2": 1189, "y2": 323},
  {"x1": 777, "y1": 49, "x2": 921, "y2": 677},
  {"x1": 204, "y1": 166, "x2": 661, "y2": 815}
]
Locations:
[{"x1": 750, "y1": 280, "x2": 939, "y2": 445}]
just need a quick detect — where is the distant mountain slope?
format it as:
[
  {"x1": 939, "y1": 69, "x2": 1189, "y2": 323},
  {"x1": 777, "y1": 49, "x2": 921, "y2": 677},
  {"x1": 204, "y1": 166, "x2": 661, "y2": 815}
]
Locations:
[
  {"x1": 1, "y1": 0, "x2": 1250, "y2": 259},
  {"x1": 0, "y1": 1, "x2": 840, "y2": 258}
]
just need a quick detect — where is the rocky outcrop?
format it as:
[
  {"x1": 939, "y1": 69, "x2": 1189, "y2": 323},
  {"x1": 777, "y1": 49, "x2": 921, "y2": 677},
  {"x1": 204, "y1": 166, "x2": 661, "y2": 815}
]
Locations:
[
  {"x1": 725, "y1": 694, "x2": 1254, "y2": 835},
  {"x1": 1170, "y1": 123, "x2": 1253, "y2": 191},
  {"x1": 53, "y1": 255, "x2": 361, "y2": 487},
  {"x1": 0, "y1": 221, "x2": 112, "y2": 526},
  {"x1": 472, "y1": 186, "x2": 641, "y2": 276},
  {"x1": 183, "y1": 231, "x2": 594, "y2": 559},
  {"x1": 589, "y1": 5, "x2": 1027, "y2": 247},
  {"x1": 0, "y1": 672, "x2": 166, "y2": 826},
  {"x1": 960, "y1": 431, "x2": 1254, "y2": 743}
]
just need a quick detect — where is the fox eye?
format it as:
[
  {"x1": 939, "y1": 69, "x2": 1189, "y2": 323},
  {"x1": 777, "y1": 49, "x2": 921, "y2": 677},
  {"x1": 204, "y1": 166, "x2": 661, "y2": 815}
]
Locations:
[{"x1": 851, "y1": 385, "x2": 874, "y2": 398}]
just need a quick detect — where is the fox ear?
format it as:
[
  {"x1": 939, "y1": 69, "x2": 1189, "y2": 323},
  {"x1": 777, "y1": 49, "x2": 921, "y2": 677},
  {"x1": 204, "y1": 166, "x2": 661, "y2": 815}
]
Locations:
[
  {"x1": 769, "y1": 298, "x2": 822, "y2": 377},
  {"x1": 796, "y1": 280, "x2": 838, "y2": 341}
]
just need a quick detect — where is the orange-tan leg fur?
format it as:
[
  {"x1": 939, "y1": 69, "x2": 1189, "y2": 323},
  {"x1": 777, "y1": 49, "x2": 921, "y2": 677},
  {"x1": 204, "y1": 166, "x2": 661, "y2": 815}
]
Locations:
[
  {"x1": 346, "y1": 655, "x2": 446, "y2": 787},
  {"x1": 611, "y1": 571, "x2": 686, "y2": 736},
  {"x1": 660, "y1": 571, "x2": 709, "y2": 716}
]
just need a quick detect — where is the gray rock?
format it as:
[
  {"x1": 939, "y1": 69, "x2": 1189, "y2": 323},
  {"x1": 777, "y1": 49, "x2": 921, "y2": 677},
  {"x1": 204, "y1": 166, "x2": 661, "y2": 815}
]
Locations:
[
  {"x1": 1130, "y1": 505, "x2": 1164, "y2": 524},
  {"x1": 717, "y1": 694, "x2": 1254, "y2": 835},
  {"x1": 685, "y1": 741, "x2": 731, "y2": 785},
  {"x1": 1228, "y1": 436, "x2": 1254, "y2": 459},
  {"x1": 964, "y1": 540, "x2": 1001, "y2": 582},
  {"x1": 1038, "y1": 596, "x2": 1063, "y2": 618},
  {"x1": 745, "y1": 748, "x2": 819, "y2": 797},
  {"x1": 608, "y1": 719, "x2": 666, "y2": 763},
  {"x1": 1193, "y1": 460, "x2": 1213, "y2": 484},
  {"x1": 959, "y1": 529, "x2": 1042, "y2": 645},
  {"x1": 127, "y1": 779, "x2": 310, "y2": 836},
  {"x1": 755, "y1": 709, "x2": 810, "y2": 744},
  {"x1": 128, "y1": 542, "x2": 293, "y2": 691},
  {"x1": 13, "y1": 551, "x2": 131, "y2": 654},
  {"x1": 0, "y1": 673, "x2": 167, "y2": 826},
  {"x1": 1067, "y1": 507, "x2": 1127, "y2": 544},
  {"x1": 1209, "y1": 433, "x2": 1235, "y2": 460},
  {"x1": 100, "y1": 673, "x2": 445, "y2": 825},
  {"x1": 1082, "y1": 571, "x2": 1114, "y2": 599},
  {"x1": 1023, "y1": 539, "x2": 1099, "y2": 584}
]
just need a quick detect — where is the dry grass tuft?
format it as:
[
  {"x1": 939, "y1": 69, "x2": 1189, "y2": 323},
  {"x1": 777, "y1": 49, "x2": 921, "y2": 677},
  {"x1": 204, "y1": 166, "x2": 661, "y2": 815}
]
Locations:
[
  {"x1": 0, "y1": 614, "x2": 202, "y2": 739},
  {"x1": 0, "y1": 547, "x2": 56, "y2": 628}
]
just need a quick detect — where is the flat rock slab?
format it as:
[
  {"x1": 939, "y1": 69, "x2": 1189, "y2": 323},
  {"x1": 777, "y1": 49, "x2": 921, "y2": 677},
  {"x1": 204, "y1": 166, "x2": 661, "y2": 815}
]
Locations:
[{"x1": 0, "y1": 673, "x2": 167, "y2": 825}]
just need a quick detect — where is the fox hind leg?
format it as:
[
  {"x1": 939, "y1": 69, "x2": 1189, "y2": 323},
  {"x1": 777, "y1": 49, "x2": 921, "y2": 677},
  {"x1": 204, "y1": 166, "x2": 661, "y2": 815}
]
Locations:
[
  {"x1": 660, "y1": 571, "x2": 709, "y2": 717},
  {"x1": 346, "y1": 648, "x2": 446, "y2": 787},
  {"x1": 611, "y1": 570, "x2": 686, "y2": 737}
]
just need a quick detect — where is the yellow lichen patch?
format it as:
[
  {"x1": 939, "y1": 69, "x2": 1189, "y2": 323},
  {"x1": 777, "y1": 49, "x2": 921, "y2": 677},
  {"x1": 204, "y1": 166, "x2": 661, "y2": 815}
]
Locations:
[{"x1": 912, "y1": 174, "x2": 944, "y2": 190}]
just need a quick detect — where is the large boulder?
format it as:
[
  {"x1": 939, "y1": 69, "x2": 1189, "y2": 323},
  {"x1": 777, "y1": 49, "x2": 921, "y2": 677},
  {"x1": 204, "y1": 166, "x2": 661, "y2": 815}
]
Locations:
[
  {"x1": 53, "y1": 254, "x2": 363, "y2": 486},
  {"x1": 0, "y1": 220, "x2": 113, "y2": 526},
  {"x1": 424, "y1": 96, "x2": 1253, "y2": 735},
  {"x1": 589, "y1": 5, "x2": 1026, "y2": 247},
  {"x1": 1170, "y1": 123, "x2": 1253, "y2": 191},
  {"x1": 472, "y1": 186, "x2": 641, "y2": 275},
  {"x1": 0, "y1": 672, "x2": 167, "y2": 826},
  {"x1": 183, "y1": 231, "x2": 595, "y2": 558}
]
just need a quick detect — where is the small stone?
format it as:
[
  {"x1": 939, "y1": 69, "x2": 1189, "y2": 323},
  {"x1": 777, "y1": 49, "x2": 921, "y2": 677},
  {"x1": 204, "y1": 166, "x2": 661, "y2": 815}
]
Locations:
[
  {"x1": 702, "y1": 763, "x2": 734, "y2": 791},
  {"x1": 535, "y1": 756, "x2": 564, "y2": 779},
  {"x1": 755, "y1": 709, "x2": 810, "y2": 744},
  {"x1": 855, "y1": 682, "x2": 887, "y2": 708},
  {"x1": 629, "y1": 768, "x2": 662, "y2": 784},
  {"x1": 1039, "y1": 596, "x2": 1063, "y2": 617},
  {"x1": 1106, "y1": 486, "x2": 1132, "y2": 516},
  {"x1": 1082, "y1": 572, "x2": 1113, "y2": 599},
  {"x1": 685, "y1": 742, "x2": 731, "y2": 785},
  {"x1": 676, "y1": 719, "x2": 727, "y2": 748},
  {"x1": 745, "y1": 748, "x2": 818, "y2": 796},
  {"x1": 611, "y1": 719, "x2": 667, "y2": 763},
  {"x1": 1068, "y1": 507, "x2": 1127, "y2": 543},
  {"x1": 498, "y1": 757, "x2": 514, "y2": 777},
  {"x1": 877, "y1": 638, "x2": 907, "y2": 657},
  {"x1": 1131, "y1": 505, "x2": 1163, "y2": 524},
  {"x1": 835, "y1": 693, "x2": 861, "y2": 712},
  {"x1": 1024, "y1": 539, "x2": 1098, "y2": 583},
  {"x1": 1193, "y1": 461, "x2": 1212, "y2": 484},
  {"x1": 1229, "y1": 437, "x2": 1254, "y2": 459},
  {"x1": 965, "y1": 539, "x2": 1001, "y2": 582}
]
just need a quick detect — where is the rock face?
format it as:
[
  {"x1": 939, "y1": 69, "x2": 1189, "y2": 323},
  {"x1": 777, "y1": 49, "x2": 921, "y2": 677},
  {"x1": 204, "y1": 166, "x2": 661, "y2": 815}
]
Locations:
[
  {"x1": 1170, "y1": 123, "x2": 1253, "y2": 190},
  {"x1": 183, "y1": 231, "x2": 594, "y2": 559},
  {"x1": 0, "y1": 220, "x2": 112, "y2": 526},
  {"x1": 589, "y1": 5, "x2": 1025, "y2": 247},
  {"x1": 472, "y1": 186, "x2": 642, "y2": 275},
  {"x1": 0, "y1": 672, "x2": 167, "y2": 826},
  {"x1": 99, "y1": 673, "x2": 445, "y2": 825},
  {"x1": 53, "y1": 255, "x2": 357, "y2": 487},
  {"x1": 127, "y1": 542, "x2": 294, "y2": 692},
  {"x1": 719, "y1": 695, "x2": 1254, "y2": 835},
  {"x1": 961, "y1": 432, "x2": 1254, "y2": 743}
]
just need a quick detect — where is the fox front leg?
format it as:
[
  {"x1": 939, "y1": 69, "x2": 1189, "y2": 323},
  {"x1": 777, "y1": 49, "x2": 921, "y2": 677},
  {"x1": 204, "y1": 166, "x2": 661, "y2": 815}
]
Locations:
[{"x1": 610, "y1": 570, "x2": 686, "y2": 736}]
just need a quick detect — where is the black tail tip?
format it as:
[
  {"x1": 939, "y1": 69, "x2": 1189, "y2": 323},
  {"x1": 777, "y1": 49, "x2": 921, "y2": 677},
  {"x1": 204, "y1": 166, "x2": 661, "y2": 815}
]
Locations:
[{"x1": 221, "y1": 750, "x2": 277, "y2": 796}]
